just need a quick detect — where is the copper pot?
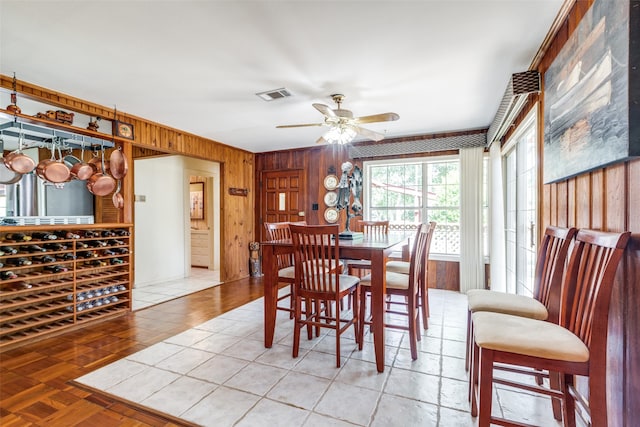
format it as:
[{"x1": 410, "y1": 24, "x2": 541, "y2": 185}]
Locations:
[
  {"x1": 4, "y1": 134, "x2": 35, "y2": 174},
  {"x1": 112, "y1": 180, "x2": 124, "y2": 209},
  {"x1": 36, "y1": 143, "x2": 70, "y2": 183},
  {"x1": 86, "y1": 147, "x2": 115, "y2": 196},
  {"x1": 64, "y1": 153, "x2": 94, "y2": 181},
  {"x1": 0, "y1": 138, "x2": 22, "y2": 184}
]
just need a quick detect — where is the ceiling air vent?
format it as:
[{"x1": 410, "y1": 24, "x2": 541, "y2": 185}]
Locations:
[{"x1": 256, "y1": 88, "x2": 292, "y2": 101}]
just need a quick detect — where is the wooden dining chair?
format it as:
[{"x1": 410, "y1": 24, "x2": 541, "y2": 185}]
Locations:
[
  {"x1": 383, "y1": 221, "x2": 436, "y2": 330},
  {"x1": 346, "y1": 220, "x2": 389, "y2": 277},
  {"x1": 289, "y1": 224, "x2": 360, "y2": 368},
  {"x1": 357, "y1": 222, "x2": 431, "y2": 360},
  {"x1": 264, "y1": 221, "x2": 306, "y2": 318},
  {"x1": 465, "y1": 226, "x2": 576, "y2": 420},
  {"x1": 469, "y1": 229, "x2": 631, "y2": 427},
  {"x1": 465, "y1": 226, "x2": 578, "y2": 370}
]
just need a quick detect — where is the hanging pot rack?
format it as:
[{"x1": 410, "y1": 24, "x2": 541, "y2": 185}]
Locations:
[{"x1": 0, "y1": 112, "x2": 116, "y2": 151}]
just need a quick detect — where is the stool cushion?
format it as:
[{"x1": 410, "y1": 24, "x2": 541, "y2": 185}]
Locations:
[
  {"x1": 472, "y1": 312, "x2": 589, "y2": 362},
  {"x1": 359, "y1": 271, "x2": 409, "y2": 290},
  {"x1": 386, "y1": 260, "x2": 410, "y2": 275},
  {"x1": 467, "y1": 289, "x2": 548, "y2": 320}
]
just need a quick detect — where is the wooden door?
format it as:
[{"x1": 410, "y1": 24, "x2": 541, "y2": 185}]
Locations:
[{"x1": 261, "y1": 170, "x2": 305, "y2": 240}]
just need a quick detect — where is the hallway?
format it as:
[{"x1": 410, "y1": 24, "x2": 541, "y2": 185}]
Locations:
[{"x1": 133, "y1": 268, "x2": 222, "y2": 310}]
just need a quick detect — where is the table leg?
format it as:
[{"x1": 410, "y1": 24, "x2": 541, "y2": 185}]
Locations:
[
  {"x1": 370, "y1": 250, "x2": 387, "y2": 373},
  {"x1": 263, "y1": 245, "x2": 277, "y2": 348}
]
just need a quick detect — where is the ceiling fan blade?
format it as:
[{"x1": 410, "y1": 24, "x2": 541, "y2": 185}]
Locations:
[
  {"x1": 312, "y1": 103, "x2": 337, "y2": 118},
  {"x1": 352, "y1": 125, "x2": 385, "y2": 142},
  {"x1": 276, "y1": 123, "x2": 323, "y2": 128},
  {"x1": 354, "y1": 112, "x2": 400, "y2": 124}
]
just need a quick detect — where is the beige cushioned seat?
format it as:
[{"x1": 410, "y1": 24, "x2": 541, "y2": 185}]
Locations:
[
  {"x1": 467, "y1": 289, "x2": 548, "y2": 320},
  {"x1": 359, "y1": 271, "x2": 409, "y2": 290},
  {"x1": 385, "y1": 260, "x2": 410, "y2": 275},
  {"x1": 472, "y1": 311, "x2": 589, "y2": 362}
]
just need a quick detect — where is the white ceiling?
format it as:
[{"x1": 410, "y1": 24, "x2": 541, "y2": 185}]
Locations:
[{"x1": 0, "y1": 0, "x2": 564, "y2": 154}]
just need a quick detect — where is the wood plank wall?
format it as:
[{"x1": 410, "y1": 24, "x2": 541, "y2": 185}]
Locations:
[
  {"x1": 0, "y1": 76, "x2": 255, "y2": 281},
  {"x1": 505, "y1": 1, "x2": 639, "y2": 424}
]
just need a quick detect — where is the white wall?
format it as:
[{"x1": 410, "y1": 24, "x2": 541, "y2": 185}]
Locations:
[
  {"x1": 134, "y1": 155, "x2": 221, "y2": 287},
  {"x1": 134, "y1": 156, "x2": 186, "y2": 286}
]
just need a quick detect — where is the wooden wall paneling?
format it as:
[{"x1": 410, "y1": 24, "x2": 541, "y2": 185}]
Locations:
[
  {"x1": 556, "y1": 180, "x2": 568, "y2": 227},
  {"x1": 591, "y1": 168, "x2": 604, "y2": 230},
  {"x1": 550, "y1": 184, "x2": 558, "y2": 226},
  {"x1": 542, "y1": 183, "x2": 551, "y2": 231},
  {"x1": 1, "y1": 76, "x2": 255, "y2": 282},
  {"x1": 625, "y1": 159, "x2": 640, "y2": 426},
  {"x1": 575, "y1": 173, "x2": 591, "y2": 228},
  {"x1": 567, "y1": 177, "x2": 576, "y2": 227},
  {"x1": 604, "y1": 162, "x2": 628, "y2": 426}
]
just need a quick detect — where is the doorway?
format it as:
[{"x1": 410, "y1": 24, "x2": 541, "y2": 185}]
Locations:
[{"x1": 132, "y1": 155, "x2": 221, "y2": 310}]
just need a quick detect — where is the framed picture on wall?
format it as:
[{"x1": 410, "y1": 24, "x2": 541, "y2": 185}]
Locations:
[{"x1": 190, "y1": 182, "x2": 205, "y2": 220}]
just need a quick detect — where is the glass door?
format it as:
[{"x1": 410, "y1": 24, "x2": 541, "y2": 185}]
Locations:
[{"x1": 504, "y1": 113, "x2": 538, "y2": 296}]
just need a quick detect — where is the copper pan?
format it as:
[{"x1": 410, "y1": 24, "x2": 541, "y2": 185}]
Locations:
[
  {"x1": 36, "y1": 143, "x2": 70, "y2": 183},
  {"x1": 4, "y1": 134, "x2": 36, "y2": 174},
  {"x1": 112, "y1": 180, "x2": 124, "y2": 209},
  {"x1": 86, "y1": 146, "x2": 115, "y2": 196},
  {"x1": 109, "y1": 147, "x2": 128, "y2": 180},
  {"x1": 0, "y1": 137, "x2": 22, "y2": 184},
  {"x1": 64, "y1": 147, "x2": 94, "y2": 181}
]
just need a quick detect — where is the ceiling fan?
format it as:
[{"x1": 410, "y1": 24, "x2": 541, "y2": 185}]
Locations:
[{"x1": 276, "y1": 94, "x2": 399, "y2": 144}]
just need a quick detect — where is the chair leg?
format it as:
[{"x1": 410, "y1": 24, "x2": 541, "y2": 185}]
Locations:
[
  {"x1": 358, "y1": 289, "x2": 366, "y2": 350},
  {"x1": 289, "y1": 284, "x2": 295, "y2": 319},
  {"x1": 562, "y1": 374, "x2": 577, "y2": 427},
  {"x1": 420, "y1": 283, "x2": 429, "y2": 329},
  {"x1": 408, "y1": 296, "x2": 418, "y2": 360},
  {"x1": 478, "y1": 347, "x2": 494, "y2": 427},
  {"x1": 305, "y1": 297, "x2": 313, "y2": 340},
  {"x1": 465, "y1": 310, "x2": 472, "y2": 371},
  {"x1": 353, "y1": 287, "x2": 361, "y2": 347},
  {"x1": 587, "y1": 368, "x2": 608, "y2": 427},
  {"x1": 469, "y1": 339, "x2": 479, "y2": 413},
  {"x1": 292, "y1": 296, "x2": 302, "y2": 358},
  {"x1": 549, "y1": 370, "x2": 563, "y2": 421}
]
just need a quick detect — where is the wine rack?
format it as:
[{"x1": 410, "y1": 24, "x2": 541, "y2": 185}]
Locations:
[{"x1": 0, "y1": 223, "x2": 132, "y2": 351}]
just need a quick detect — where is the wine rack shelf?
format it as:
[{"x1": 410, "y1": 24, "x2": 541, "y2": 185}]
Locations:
[{"x1": 0, "y1": 223, "x2": 133, "y2": 351}]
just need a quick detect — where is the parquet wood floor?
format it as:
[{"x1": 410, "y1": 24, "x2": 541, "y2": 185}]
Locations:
[{"x1": 0, "y1": 277, "x2": 266, "y2": 426}]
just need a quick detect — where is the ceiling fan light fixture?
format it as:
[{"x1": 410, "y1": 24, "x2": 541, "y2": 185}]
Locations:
[{"x1": 324, "y1": 125, "x2": 357, "y2": 145}]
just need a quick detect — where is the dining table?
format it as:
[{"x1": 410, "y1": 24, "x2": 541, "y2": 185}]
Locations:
[{"x1": 261, "y1": 232, "x2": 411, "y2": 373}]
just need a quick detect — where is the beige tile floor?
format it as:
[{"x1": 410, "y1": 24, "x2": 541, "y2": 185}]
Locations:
[
  {"x1": 76, "y1": 289, "x2": 568, "y2": 427},
  {"x1": 133, "y1": 268, "x2": 222, "y2": 310}
]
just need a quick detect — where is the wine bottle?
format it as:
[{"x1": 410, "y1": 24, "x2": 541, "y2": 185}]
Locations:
[
  {"x1": 1, "y1": 271, "x2": 18, "y2": 280},
  {"x1": 6, "y1": 257, "x2": 32, "y2": 266},
  {"x1": 85, "y1": 259, "x2": 107, "y2": 267},
  {"x1": 4, "y1": 233, "x2": 32, "y2": 242},
  {"x1": 101, "y1": 230, "x2": 116, "y2": 237},
  {"x1": 54, "y1": 230, "x2": 80, "y2": 239},
  {"x1": 102, "y1": 249, "x2": 116, "y2": 256},
  {"x1": 112, "y1": 247, "x2": 129, "y2": 254},
  {"x1": 81, "y1": 230, "x2": 100, "y2": 238},
  {"x1": 110, "y1": 258, "x2": 124, "y2": 265},
  {"x1": 32, "y1": 255, "x2": 57, "y2": 263},
  {"x1": 43, "y1": 243, "x2": 67, "y2": 251},
  {"x1": 56, "y1": 253, "x2": 77, "y2": 260},
  {"x1": 113, "y1": 229, "x2": 130, "y2": 236},
  {"x1": 107, "y1": 239, "x2": 124, "y2": 246},
  {"x1": 0, "y1": 246, "x2": 18, "y2": 254},
  {"x1": 31, "y1": 232, "x2": 57, "y2": 240},
  {"x1": 44, "y1": 265, "x2": 69, "y2": 273},
  {"x1": 24, "y1": 244, "x2": 47, "y2": 253},
  {"x1": 77, "y1": 251, "x2": 97, "y2": 259},
  {"x1": 86, "y1": 240, "x2": 107, "y2": 248}
]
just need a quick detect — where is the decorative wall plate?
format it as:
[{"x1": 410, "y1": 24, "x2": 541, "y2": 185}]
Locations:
[
  {"x1": 324, "y1": 191, "x2": 338, "y2": 206},
  {"x1": 323, "y1": 174, "x2": 339, "y2": 190},
  {"x1": 324, "y1": 207, "x2": 339, "y2": 223}
]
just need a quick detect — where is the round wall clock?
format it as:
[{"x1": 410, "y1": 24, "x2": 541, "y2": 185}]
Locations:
[
  {"x1": 323, "y1": 174, "x2": 339, "y2": 191},
  {"x1": 324, "y1": 207, "x2": 339, "y2": 223},
  {"x1": 324, "y1": 191, "x2": 338, "y2": 207}
]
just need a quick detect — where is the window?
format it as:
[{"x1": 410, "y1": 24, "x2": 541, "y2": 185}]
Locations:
[{"x1": 364, "y1": 157, "x2": 461, "y2": 256}]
